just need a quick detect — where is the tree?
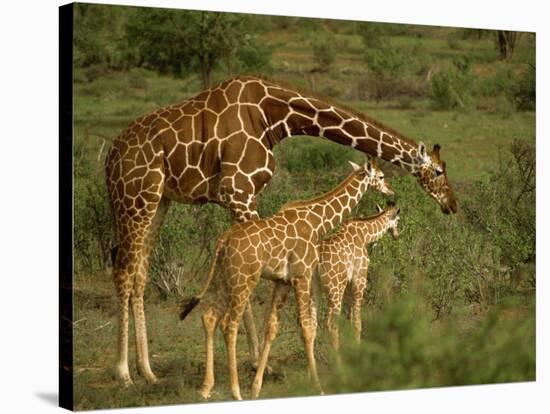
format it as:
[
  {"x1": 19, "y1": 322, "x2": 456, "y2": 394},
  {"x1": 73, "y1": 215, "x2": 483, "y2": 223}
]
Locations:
[
  {"x1": 125, "y1": 9, "x2": 271, "y2": 88},
  {"x1": 496, "y1": 30, "x2": 520, "y2": 60},
  {"x1": 74, "y1": 3, "x2": 128, "y2": 69}
]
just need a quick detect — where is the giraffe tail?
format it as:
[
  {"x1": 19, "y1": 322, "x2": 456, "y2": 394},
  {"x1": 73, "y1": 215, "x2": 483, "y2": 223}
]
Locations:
[
  {"x1": 179, "y1": 296, "x2": 201, "y2": 320},
  {"x1": 179, "y1": 233, "x2": 227, "y2": 321}
]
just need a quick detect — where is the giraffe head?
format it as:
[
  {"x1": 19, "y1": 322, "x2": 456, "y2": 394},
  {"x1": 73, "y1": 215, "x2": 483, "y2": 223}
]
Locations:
[
  {"x1": 349, "y1": 157, "x2": 394, "y2": 196},
  {"x1": 376, "y1": 203, "x2": 400, "y2": 240},
  {"x1": 415, "y1": 143, "x2": 457, "y2": 214}
]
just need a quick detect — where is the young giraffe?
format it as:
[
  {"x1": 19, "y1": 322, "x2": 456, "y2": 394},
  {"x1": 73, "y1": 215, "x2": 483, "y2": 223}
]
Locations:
[
  {"x1": 179, "y1": 157, "x2": 393, "y2": 400},
  {"x1": 105, "y1": 74, "x2": 457, "y2": 385},
  {"x1": 319, "y1": 203, "x2": 400, "y2": 351}
]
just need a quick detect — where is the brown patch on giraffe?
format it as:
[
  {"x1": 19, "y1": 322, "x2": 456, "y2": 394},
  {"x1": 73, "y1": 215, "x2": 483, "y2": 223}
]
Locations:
[
  {"x1": 152, "y1": 117, "x2": 171, "y2": 133},
  {"x1": 317, "y1": 109, "x2": 342, "y2": 128},
  {"x1": 141, "y1": 113, "x2": 158, "y2": 126},
  {"x1": 366, "y1": 125, "x2": 381, "y2": 140},
  {"x1": 381, "y1": 143, "x2": 399, "y2": 159},
  {"x1": 267, "y1": 86, "x2": 300, "y2": 101},
  {"x1": 193, "y1": 113, "x2": 209, "y2": 140},
  {"x1": 166, "y1": 144, "x2": 187, "y2": 176},
  {"x1": 207, "y1": 89, "x2": 228, "y2": 113},
  {"x1": 142, "y1": 142, "x2": 155, "y2": 161},
  {"x1": 290, "y1": 98, "x2": 316, "y2": 117},
  {"x1": 194, "y1": 90, "x2": 210, "y2": 102},
  {"x1": 222, "y1": 132, "x2": 247, "y2": 162},
  {"x1": 224, "y1": 81, "x2": 243, "y2": 103},
  {"x1": 252, "y1": 170, "x2": 271, "y2": 193},
  {"x1": 233, "y1": 172, "x2": 254, "y2": 194},
  {"x1": 191, "y1": 181, "x2": 208, "y2": 198},
  {"x1": 240, "y1": 140, "x2": 267, "y2": 174},
  {"x1": 200, "y1": 140, "x2": 220, "y2": 177},
  {"x1": 217, "y1": 105, "x2": 242, "y2": 136},
  {"x1": 173, "y1": 116, "x2": 194, "y2": 143},
  {"x1": 343, "y1": 119, "x2": 365, "y2": 137},
  {"x1": 401, "y1": 152, "x2": 413, "y2": 164},
  {"x1": 333, "y1": 107, "x2": 350, "y2": 120},
  {"x1": 124, "y1": 165, "x2": 148, "y2": 182},
  {"x1": 286, "y1": 113, "x2": 314, "y2": 134},
  {"x1": 160, "y1": 128, "x2": 178, "y2": 154},
  {"x1": 241, "y1": 105, "x2": 265, "y2": 137},
  {"x1": 381, "y1": 133, "x2": 394, "y2": 144},
  {"x1": 260, "y1": 97, "x2": 290, "y2": 123},
  {"x1": 177, "y1": 167, "x2": 205, "y2": 195},
  {"x1": 165, "y1": 109, "x2": 183, "y2": 123},
  {"x1": 187, "y1": 141, "x2": 206, "y2": 164},
  {"x1": 241, "y1": 81, "x2": 266, "y2": 104}
]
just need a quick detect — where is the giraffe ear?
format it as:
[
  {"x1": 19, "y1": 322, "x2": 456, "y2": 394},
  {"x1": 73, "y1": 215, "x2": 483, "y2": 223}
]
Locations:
[
  {"x1": 364, "y1": 156, "x2": 375, "y2": 173},
  {"x1": 417, "y1": 142, "x2": 430, "y2": 163},
  {"x1": 391, "y1": 208, "x2": 400, "y2": 220},
  {"x1": 376, "y1": 203, "x2": 383, "y2": 213},
  {"x1": 432, "y1": 144, "x2": 441, "y2": 160},
  {"x1": 348, "y1": 160, "x2": 361, "y2": 172}
]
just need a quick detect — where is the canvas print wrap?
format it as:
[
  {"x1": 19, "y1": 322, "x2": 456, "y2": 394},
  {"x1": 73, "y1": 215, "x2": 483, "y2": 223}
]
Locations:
[{"x1": 60, "y1": 2, "x2": 536, "y2": 410}]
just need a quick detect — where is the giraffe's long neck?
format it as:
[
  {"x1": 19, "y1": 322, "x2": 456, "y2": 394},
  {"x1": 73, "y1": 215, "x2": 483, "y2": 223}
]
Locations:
[
  {"x1": 260, "y1": 83, "x2": 420, "y2": 174},
  {"x1": 288, "y1": 172, "x2": 369, "y2": 239},
  {"x1": 347, "y1": 213, "x2": 392, "y2": 246}
]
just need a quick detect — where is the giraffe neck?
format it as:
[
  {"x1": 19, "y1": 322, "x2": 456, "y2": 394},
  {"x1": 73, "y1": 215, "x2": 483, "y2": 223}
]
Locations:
[
  {"x1": 260, "y1": 81, "x2": 421, "y2": 174},
  {"x1": 347, "y1": 213, "x2": 392, "y2": 246},
  {"x1": 285, "y1": 172, "x2": 369, "y2": 239}
]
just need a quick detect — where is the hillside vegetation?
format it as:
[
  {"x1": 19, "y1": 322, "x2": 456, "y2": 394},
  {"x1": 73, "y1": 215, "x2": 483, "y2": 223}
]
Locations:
[{"x1": 72, "y1": 4, "x2": 535, "y2": 410}]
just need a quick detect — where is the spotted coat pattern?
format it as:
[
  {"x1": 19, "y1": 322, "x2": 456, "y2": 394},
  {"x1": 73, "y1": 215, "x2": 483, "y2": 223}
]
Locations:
[
  {"x1": 189, "y1": 159, "x2": 393, "y2": 400},
  {"x1": 319, "y1": 204, "x2": 400, "y2": 350},
  {"x1": 104, "y1": 75, "x2": 456, "y2": 386}
]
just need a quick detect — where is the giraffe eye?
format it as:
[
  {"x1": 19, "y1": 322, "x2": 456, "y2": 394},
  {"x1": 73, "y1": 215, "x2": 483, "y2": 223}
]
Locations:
[{"x1": 435, "y1": 169, "x2": 443, "y2": 177}]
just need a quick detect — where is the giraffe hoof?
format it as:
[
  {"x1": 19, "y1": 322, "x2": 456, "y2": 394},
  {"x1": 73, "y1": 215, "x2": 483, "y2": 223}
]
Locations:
[
  {"x1": 137, "y1": 367, "x2": 159, "y2": 384},
  {"x1": 200, "y1": 386, "x2": 214, "y2": 400},
  {"x1": 121, "y1": 377, "x2": 134, "y2": 387},
  {"x1": 251, "y1": 362, "x2": 275, "y2": 376}
]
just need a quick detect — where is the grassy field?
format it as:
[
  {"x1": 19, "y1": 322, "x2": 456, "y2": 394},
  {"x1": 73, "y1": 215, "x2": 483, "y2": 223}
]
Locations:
[{"x1": 72, "y1": 9, "x2": 535, "y2": 411}]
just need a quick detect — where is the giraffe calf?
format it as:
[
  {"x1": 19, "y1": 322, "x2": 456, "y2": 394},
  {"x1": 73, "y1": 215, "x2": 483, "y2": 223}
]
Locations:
[
  {"x1": 179, "y1": 158, "x2": 394, "y2": 400},
  {"x1": 318, "y1": 203, "x2": 400, "y2": 351}
]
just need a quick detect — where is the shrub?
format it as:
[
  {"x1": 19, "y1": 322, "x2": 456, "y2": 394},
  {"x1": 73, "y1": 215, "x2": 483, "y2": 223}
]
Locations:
[
  {"x1": 321, "y1": 293, "x2": 534, "y2": 394},
  {"x1": 310, "y1": 36, "x2": 337, "y2": 73},
  {"x1": 366, "y1": 45, "x2": 410, "y2": 77},
  {"x1": 429, "y1": 56, "x2": 474, "y2": 109},
  {"x1": 515, "y1": 63, "x2": 536, "y2": 110},
  {"x1": 463, "y1": 140, "x2": 535, "y2": 273},
  {"x1": 149, "y1": 203, "x2": 231, "y2": 299}
]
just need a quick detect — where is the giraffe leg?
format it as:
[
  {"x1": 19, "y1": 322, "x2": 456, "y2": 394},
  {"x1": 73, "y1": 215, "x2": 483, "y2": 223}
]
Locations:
[
  {"x1": 251, "y1": 282, "x2": 290, "y2": 398},
  {"x1": 200, "y1": 306, "x2": 220, "y2": 399},
  {"x1": 130, "y1": 197, "x2": 170, "y2": 384},
  {"x1": 221, "y1": 185, "x2": 264, "y2": 372},
  {"x1": 220, "y1": 276, "x2": 257, "y2": 400},
  {"x1": 350, "y1": 274, "x2": 367, "y2": 344},
  {"x1": 114, "y1": 281, "x2": 132, "y2": 385},
  {"x1": 113, "y1": 233, "x2": 149, "y2": 386},
  {"x1": 326, "y1": 291, "x2": 344, "y2": 352},
  {"x1": 243, "y1": 302, "x2": 260, "y2": 368},
  {"x1": 292, "y1": 275, "x2": 323, "y2": 394}
]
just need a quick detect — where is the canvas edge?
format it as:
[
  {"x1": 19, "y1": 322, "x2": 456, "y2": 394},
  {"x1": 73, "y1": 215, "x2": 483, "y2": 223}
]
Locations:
[{"x1": 59, "y1": 2, "x2": 75, "y2": 411}]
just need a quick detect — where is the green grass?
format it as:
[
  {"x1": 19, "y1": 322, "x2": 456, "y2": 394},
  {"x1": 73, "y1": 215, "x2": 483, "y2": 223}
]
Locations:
[{"x1": 72, "y1": 16, "x2": 535, "y2": 410}]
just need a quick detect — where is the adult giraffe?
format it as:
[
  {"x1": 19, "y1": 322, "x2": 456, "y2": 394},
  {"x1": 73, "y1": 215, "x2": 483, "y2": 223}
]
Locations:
[{"x1": 105, "y1": 75, "x2": 457, "y2": 385}]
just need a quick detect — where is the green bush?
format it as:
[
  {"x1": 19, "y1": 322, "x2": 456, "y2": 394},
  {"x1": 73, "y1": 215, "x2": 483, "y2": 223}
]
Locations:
[
  {"x1": 149, "y1": 203, "x2": 231, "y2": 299},
  {"x1": 321, "y1": 294, "x2": 534, "y2": 393},
  {"x1": 515, "y1": 63, "x2": 536, "y2": 110},
  {"x1": 463, "y1": 140, "x2": 535, "y2": 273},
  {"x1": 429, "y1": 56, "x2": 474, "y2": 109},
  {"x1": 366, "y1": 45, "x2": 410, "y2": 77},
  {"x1": 310, "y1": 36, "x2": 337, "y2": 72}
]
